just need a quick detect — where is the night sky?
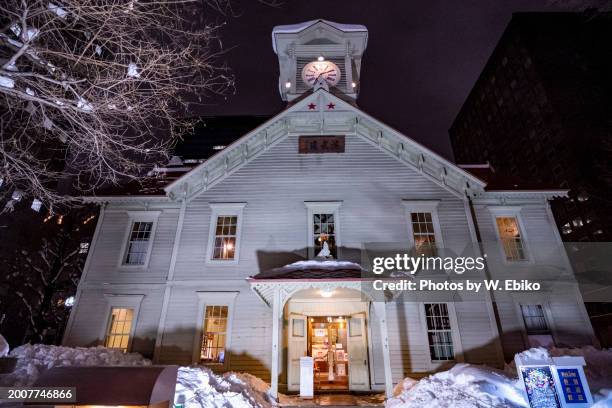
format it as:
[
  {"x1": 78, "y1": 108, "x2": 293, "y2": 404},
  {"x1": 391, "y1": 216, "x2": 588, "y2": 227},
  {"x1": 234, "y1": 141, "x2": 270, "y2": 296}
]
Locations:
[{"x1": 202, "y1": 0, "x2": 558, "y2": 160}]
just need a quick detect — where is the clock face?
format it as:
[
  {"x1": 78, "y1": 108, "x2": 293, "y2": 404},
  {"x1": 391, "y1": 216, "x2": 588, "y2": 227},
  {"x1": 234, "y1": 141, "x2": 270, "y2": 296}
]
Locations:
[{"x1": 301, "y1": 61, "x2": 341, "y2": 88}]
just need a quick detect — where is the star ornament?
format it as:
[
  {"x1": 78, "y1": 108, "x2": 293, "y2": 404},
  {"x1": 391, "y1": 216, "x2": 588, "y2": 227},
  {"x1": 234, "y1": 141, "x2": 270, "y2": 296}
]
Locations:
[
  {"x1": 327, "y1": 102, "x2": 335, "y2": 109},
  {"x1": 308, "y1": 103, "x2": 316, "y2": 110}
]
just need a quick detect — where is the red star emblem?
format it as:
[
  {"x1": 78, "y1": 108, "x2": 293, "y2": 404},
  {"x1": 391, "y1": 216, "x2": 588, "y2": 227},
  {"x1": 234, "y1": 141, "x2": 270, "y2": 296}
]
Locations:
[
  {"x1": 327, "y1": 102, "x2": 335, "y2": 109},
  {"x1": 308, "y1": 103, "x2": 316, "y2": 110}
]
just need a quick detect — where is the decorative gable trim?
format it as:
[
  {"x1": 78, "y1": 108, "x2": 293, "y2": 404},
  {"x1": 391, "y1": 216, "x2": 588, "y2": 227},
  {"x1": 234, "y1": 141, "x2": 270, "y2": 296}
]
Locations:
[{"x1": 164, "y1": 89, "x2": 487, "y2": 202}]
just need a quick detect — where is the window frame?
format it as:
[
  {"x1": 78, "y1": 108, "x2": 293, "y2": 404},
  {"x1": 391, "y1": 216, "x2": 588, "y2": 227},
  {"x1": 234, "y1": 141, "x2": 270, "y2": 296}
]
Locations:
[
  {"x1": 205, "y1": 203, "x2": 246, "y2": 265},
  {"x1": 489, "y1": 206, "x2": 532, "y2": 264},
  {"x1": 402, "y1": 200, "x2": 445, "y2": 251},
  {"x1": 118, "y1": 211, "x2": 160, "y2": 270},
  {"x1": 512, "y1": 297, "x2": 558, "y2": 347},
  {"x1": 304, "y1": 201, "x2": 342, "y2": 259},
  {"x1": 519, "y1": 304, "x2": 551, "y2": 335},
  {"x1": 192, "y1": 291, "x2": 239, "y2": 368},
  {"x1": 419, "y1": 302, "x2": 463, "y2": 368},
  {"x1": 100, "y1": 294, "x2": 144, "y2": 352}
]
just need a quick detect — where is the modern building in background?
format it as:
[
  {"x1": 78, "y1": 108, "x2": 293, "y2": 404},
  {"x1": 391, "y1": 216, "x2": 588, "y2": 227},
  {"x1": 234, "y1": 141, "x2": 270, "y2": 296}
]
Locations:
[
  {"x1": 450, "y1": 11, "x2": 612, "y2": 243},
  {"x1": 64, "y1": 20, "x2": 596, "y2": 398},
  {"x1": 449, "y1": 11, "x2": 612, "y2": 346}
]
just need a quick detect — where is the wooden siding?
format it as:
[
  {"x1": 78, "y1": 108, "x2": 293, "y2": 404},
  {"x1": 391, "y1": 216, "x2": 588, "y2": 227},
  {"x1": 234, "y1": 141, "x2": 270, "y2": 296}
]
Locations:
[{"x1": 65, "y1": 127, "x2": 594, "y2": 382}]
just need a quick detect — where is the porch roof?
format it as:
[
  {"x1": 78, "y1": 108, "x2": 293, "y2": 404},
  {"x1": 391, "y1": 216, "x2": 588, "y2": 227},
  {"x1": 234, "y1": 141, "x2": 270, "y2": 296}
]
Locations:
[{"x1": 250, "y1": 259, "x2": 364, "y2": 280}]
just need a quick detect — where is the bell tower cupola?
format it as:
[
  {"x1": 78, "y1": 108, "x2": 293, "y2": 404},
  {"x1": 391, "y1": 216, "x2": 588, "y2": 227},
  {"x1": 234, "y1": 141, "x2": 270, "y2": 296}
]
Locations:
[{"x1": 272, "y1": 20, "x2": 368, "y2": 102}]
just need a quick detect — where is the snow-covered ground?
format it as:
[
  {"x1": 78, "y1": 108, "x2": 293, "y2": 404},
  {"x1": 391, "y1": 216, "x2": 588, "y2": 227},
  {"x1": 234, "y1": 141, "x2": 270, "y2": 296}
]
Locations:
[
  {"x1": 387, "y1": 346, "x2": 612, "y2": 408},
  {"x1": 0, "y1": 344, "x2": 274, "y2": 408},
  {"x1": 1, "y1": 343, "x2": 611, "y2": 408}
]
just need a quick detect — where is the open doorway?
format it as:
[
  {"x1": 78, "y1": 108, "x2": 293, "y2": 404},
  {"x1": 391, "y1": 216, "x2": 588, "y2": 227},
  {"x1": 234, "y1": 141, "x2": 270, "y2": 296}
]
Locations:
[{"x1": 308, "y1": 316, "x2": 349, "y2": 391}]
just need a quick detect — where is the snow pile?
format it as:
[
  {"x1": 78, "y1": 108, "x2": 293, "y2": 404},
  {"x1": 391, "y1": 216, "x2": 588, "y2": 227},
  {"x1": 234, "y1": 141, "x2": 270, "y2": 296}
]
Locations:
[
  {"x1": 127, "y1": 62, "x2": 141, "y2": 78},
  {"x1": 0, "y1": 344, "x2": 150, "y2": 386},
  {"x1": 0, "y1": 76, "x2": 15, "y2": 89},
  {"x1": 175, "y1": 367, "x2": 275, "y2": 408},
  {"x1": 387, "y1": 364, "x2": 527, "y2": 408},
  {"x1": 0, "y1": 335, "x2": 8, "y2": 358}
]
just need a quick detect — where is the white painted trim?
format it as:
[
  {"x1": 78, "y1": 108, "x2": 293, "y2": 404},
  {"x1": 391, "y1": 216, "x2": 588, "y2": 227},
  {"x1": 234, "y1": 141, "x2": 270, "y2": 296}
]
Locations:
[
  {"x1": 117, "y1": 211, "x2": 161, "y2": 270},
  {"x1": 304, "y1": 201, "x2": 343, "y2": 258},
  {"x1": 153, "y1": 286, "x2": 171, "y2": 363},
  {"x1": 100, "y1": 294, "x2": 144, "y2": 352},
  {"x1": 419, "y1": 302, "x2": 463, "y2": 370},
  {"x1": 401, "y1": 200, "x2": 445, "y2": 250},
  {"x1": 191, "y1": 291, "x2": 239, "y2": 368},
  {"x1": 205, "y1": 203, "x2": 247, "y2": 264},
  {"x1": 488, "y1": 206, "x2": 533, "y2": 264},
  {"x1": 168, "y1": 200, "x2": 187, "y2": 280}
]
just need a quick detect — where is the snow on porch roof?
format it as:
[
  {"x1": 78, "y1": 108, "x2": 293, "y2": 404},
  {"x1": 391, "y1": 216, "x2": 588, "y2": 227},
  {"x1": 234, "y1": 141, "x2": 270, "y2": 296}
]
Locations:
[{"x1": 250, "y1": 259, "x2": 364, "y2": 280}]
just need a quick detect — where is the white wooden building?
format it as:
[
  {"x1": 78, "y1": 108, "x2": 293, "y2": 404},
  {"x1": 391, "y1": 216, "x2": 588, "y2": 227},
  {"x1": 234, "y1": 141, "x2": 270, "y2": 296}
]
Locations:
[{"x1": 63, "y1": 20, "x2": 596, "y2": 398}]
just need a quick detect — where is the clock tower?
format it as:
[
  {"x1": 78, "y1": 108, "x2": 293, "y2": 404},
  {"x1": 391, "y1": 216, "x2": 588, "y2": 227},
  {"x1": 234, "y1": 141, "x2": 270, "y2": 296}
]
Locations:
[{"x1": 272, "y1": 20, "x2": 368, "y2": 102}]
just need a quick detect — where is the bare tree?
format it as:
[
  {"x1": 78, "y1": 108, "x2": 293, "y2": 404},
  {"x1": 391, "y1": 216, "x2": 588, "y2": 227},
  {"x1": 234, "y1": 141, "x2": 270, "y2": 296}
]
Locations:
[
  {"x1": 0, "y1": 224, "x2": 88, "y2": 344},
  {"x1": 0, "y1": 0, "x2": 233, "y2": 212}
]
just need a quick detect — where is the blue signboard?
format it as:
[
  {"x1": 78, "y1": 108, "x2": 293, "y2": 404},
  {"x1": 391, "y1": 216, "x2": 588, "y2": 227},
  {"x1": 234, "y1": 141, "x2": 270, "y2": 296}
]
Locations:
[
  {"x1": 520, "y1": 366, "x2": 561, "y2": 408},
  {"x1": 557, "y1": 368, "x2": 586, "y2": 404}
]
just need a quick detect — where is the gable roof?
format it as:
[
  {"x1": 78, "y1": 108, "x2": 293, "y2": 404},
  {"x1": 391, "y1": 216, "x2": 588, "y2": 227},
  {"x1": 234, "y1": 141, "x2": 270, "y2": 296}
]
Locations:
[
  {"x1": 272, "y1": 19, "x2": 368, "y2": 53},
  {"x1": 163, "y1": 88, "x2": 487, "y2": 201}
]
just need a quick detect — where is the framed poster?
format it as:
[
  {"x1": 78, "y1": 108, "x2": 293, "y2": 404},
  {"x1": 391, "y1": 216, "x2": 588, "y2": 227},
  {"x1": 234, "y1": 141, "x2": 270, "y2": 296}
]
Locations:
[{"x1": 520, "y1": 366, "x2": 561, "y2": 408}]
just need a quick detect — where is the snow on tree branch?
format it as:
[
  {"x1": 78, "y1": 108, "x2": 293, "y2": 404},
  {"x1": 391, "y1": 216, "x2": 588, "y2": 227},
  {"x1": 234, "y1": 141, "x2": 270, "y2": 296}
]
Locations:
[{"x1": 0, "y1": 0, "x2": 234, "y2": 211}]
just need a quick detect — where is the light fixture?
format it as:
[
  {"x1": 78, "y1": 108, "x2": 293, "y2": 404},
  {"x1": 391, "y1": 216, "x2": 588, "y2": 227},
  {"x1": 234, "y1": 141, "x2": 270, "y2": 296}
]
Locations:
[
  {"x1": 351, "y1": 81, "x2": 356, "y2": 88},
  {"x1": 327, "y1": 316, "x2": 332, "y2": 322},
  {"x1": 310, "y1": 318, "x2": 314, "y2": 322},
  {"x1": 317, "y1": 56, "x2": 325, "y2": 61},
  {"x1": 285, "y1": 81, "x2": 291, "y2": 88},
  {"x1": 320, "y1": 289, "x2": 334, "y2": 298}
]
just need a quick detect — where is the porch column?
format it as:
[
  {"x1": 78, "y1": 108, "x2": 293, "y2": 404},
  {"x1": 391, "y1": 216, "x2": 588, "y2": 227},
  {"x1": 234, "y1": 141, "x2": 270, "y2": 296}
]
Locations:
[
  {"x1": 270, "y1": 286, "x2": 281, "y2": 399},
  {"x1": 373, "y1": 301, "x2": 393, "y2": 398}
]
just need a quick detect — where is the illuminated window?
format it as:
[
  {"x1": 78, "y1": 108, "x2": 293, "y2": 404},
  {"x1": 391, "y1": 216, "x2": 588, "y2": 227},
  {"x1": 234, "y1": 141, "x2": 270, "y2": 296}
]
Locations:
[
  {"x1": 521, "y1": 304, "x2": 550, "y2": 335},
  {"x1": 495, "y1": 216, "x2": 527, "y2": 261},
  {"x1": 424, "y1": 303, "x2": 454, "y2": 361},
  {"x1": 200, "y1": 305, "x2": 228, "y2": 363},
  {"x1": 410, "y1": 212, "x2": 437, "y2": 256},
  {"x1": 79, "y1": 242, "x2": 90, "y2": 254},
  {"x1": 572, "y1": 217, "x2": 584, "y2": 228},
  {"x1": 313, "y1": 213, "x2": 337, "y2": 258},
  {"x1": 123, "y1": 221, "x2": 153, "y2": 265},
  {"x1": 206, "y1": 203, "x2": 245, "y2": 263},
  {"x1": 105, "y1": 308, "x2": 134, "y2": 351},
  {"x1": 212, "y1": 216, "x2": 238, "y2": 260}
]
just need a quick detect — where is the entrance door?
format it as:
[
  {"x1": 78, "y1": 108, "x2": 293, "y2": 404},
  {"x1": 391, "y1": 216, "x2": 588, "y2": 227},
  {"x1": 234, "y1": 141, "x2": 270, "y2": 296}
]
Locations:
[
  {"x1": 347, "y1": 312, "x2": 370, "y2": 390},
  {"x1": 288, "y1": 313, "x2": 307, "y2": 391}
]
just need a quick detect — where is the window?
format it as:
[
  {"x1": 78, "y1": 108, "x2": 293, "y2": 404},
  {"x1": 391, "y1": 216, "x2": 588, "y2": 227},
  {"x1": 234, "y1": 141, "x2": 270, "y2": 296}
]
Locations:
[
  {"x1": 424, "y1": 303, "x2": 454, "y2": 361},
  {"x1": 403, "y1": 201, "x2": 443, "y2": 257},
  {"x1": 495, "y1": 216, "x2": 527, "y2": 261},
  {"x1": 123, "y1": 221, "x2": 153, "y2": 265},
  {"x1": 520, "y1": 305, "x2": 550, "y2": 335},
  {"x1": 212, "y1": 216, "x2": 238, "y2": 260},
  {"x1": 206, "y1": 203, "x2": 245, "y2": 263},
  {"x1": 410, "y1": 212, "x2": 437, "y2": 256},
  {"x1": 105, "y1": 308, "x2": 134, "y2": 351},
  {"x1": 313, "y1": 213, "x2": 337, "y2": 257},
  {"x1": 200, "y1": 305, "x2": 228, "y2": 363},
  {"x1": 305, "y1": 202, "x2": 342, "y2": 259}
]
